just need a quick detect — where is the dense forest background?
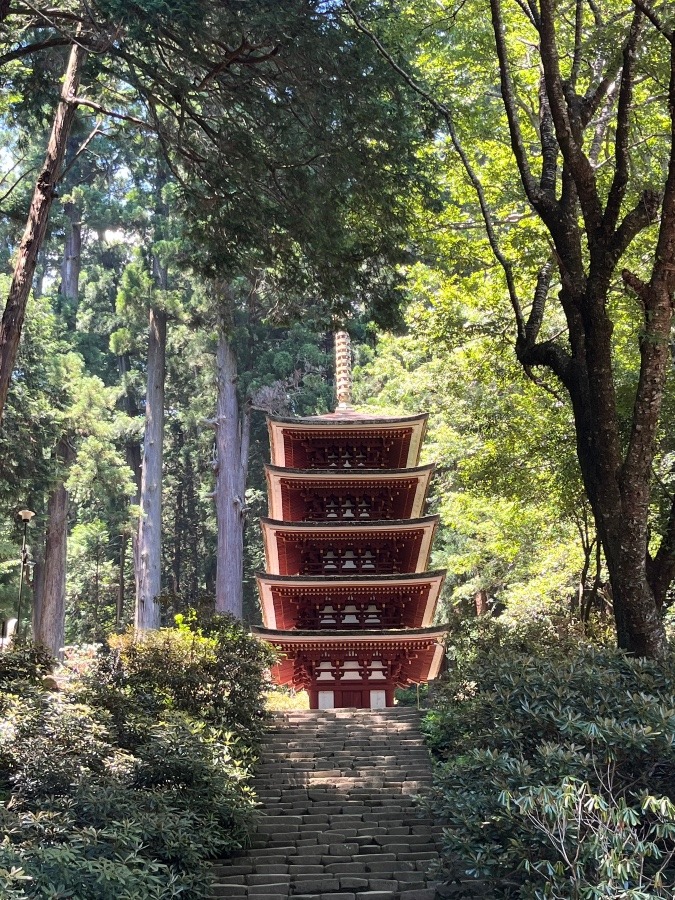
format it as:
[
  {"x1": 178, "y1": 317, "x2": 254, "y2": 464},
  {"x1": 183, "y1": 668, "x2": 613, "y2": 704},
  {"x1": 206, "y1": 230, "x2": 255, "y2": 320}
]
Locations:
[{"x1": 1, "y1": 0, "x2": 675, "y2": 654}]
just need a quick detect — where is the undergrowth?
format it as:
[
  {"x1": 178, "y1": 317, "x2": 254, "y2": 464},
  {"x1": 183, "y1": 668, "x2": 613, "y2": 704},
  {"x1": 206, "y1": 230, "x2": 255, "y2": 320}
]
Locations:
[
  {"x1": 424, "y1": 618, "x2": 675, "y2": 899},
  {"x1": 0, "y1": 614, "x2": 273, "y2": 899}
]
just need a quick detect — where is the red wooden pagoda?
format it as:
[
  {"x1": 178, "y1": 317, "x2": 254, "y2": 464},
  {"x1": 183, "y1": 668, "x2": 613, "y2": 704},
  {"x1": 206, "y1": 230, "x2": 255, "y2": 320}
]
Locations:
[{"x1": 253, "y1": 332, "x2": 447, "y2": 709}]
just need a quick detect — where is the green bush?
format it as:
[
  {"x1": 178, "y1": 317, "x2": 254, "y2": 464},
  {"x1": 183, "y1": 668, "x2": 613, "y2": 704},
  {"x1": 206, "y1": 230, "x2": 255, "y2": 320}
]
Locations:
[
  {"x1": 0, "y1": 617, "x2": 271, "y2": 899},
  {"x1": 0, "y1": 642, "x2": 54, "y2": 687},
  {"x1": 86, "y1": 612, "x2": 273, "y2": 758},
  {"x1": 424, "y1": 619, "x2": 675, "y2": 899}
]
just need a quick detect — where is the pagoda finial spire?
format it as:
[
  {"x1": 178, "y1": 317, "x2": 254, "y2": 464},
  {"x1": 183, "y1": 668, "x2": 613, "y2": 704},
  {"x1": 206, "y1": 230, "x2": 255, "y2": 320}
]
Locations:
[{"x1": 335, "y1": 330, "x2": 352, "y2": 410}]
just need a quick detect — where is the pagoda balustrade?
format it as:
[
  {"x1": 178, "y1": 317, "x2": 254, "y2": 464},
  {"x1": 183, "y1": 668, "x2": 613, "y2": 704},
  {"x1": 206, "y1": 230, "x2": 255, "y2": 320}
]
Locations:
[
  {"x1": 295, "y1": 599, "x2": 409, "y2": 630},
  {"x1": 301, "y1": 438, "x2": 391, "y2": 469},
  {"x1": 292, "y1": 650, "x2": 410, "y2": 691},
  {"x1": 300, "y1": 544, "x2": 401, "y2": 577},
  {"x1": 301, "y1": 490, "x2": 394, "y2": 521}
]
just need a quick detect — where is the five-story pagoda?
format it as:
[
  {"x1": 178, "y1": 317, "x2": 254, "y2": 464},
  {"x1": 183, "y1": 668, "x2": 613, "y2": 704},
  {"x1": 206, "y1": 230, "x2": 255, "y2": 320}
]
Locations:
[{"x1": 253, "y1": 332, "x2": 447, "y2": 709}]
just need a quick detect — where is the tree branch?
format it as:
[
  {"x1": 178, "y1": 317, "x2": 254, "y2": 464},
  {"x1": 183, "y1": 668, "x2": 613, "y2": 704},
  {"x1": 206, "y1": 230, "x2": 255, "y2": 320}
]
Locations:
[
  {"x1": 539, "y1": 78, "x2": 558, "y2": 196},
  {"x1": 570, "y1": 0, "x2": 584, "y2": 90},
  {"x1": 621, "y1": 41, "x2": 675, "y2": 492},
  {"x1": 0, "y1": 37, "x2": 70, "y2": 67},
  {"x1": 489, "y1": 0, "x2": 557, "y2": 221},
  {"x1": 630, "y1": 0, "x2": 673, "y2": 42},
  {"x1": 539, "y1": 0, "x2": 603, "y2": 236},
  {"x1": 66, "y1": 95, "x2": 155, "y2": 130},
  {"x1": 59, "y1": 122, "x2": 105, "y2": 181},
  {"x1": 0, "y1": 165, "x2": 37, "y2": 207},
  {"x1": 647, "y1": 494, "x2": 675, "y2": 607},
  {"x1": 524, "y1": 258, "x2": 554, "y2": 346},
  {"x1": 603, "y1": 10, "x2": 643, "y2": 238},
  {"x1": 609, "y1": 188, "x2": 661, "y2": 262}
]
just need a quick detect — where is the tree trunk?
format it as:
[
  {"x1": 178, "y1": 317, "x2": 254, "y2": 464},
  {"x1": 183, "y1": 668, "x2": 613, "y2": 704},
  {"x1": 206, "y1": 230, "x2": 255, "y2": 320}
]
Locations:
[
  {"x1": 134, "y1": 306, "x2": 167, "y2": 630},
  {"x1": 117, "y1": 535, "x2": 126, "y2": 627},
  {"x1": 35, "y1": 480, "x2": 69, "y2": 656},
  {"x1": 184, "y1": 439, "x2": 200, "y2": 599},
  {"x1": 58, "y1": 200, "x2": 81, "y2": 328},
  {"x1": 474, "y1": 590, "x2": 489, "y2": 616},
  {"x1": 30, "y1": 523, "x2": 45, "y2": 637},
  {"x1": 214, "y1": 326, "x2": 250, "y2": 618},
  {"x1": 480, "y1": 0, "x2": 675, "y2": 656},
  {"x1": 0, "y1": 40, "x2": 86, "y2": 424}
]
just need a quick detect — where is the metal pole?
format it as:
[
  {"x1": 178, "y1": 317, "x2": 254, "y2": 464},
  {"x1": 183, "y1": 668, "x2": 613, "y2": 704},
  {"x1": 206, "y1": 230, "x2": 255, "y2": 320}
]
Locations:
[{"x1": 16, "y1": 520, "x2": 28, "y2": 640}]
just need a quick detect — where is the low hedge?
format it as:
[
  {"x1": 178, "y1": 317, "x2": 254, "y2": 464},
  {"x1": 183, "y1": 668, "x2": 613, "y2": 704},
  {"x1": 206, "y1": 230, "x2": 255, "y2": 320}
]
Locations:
[{"x1": 424, "y1": 619, "x2": 675, "y2": 899}]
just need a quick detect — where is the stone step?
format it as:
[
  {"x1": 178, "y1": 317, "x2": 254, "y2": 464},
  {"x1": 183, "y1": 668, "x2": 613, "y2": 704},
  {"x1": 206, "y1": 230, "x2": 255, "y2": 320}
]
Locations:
[{"x1": 210, "y1": 709, "x2": 442, "y2": 899}]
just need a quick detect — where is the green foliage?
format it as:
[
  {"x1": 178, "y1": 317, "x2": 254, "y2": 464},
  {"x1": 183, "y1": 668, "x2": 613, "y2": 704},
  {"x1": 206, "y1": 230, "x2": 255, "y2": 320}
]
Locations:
[
  {"x1": 66, "y1": 521, "x2": 118, "y2": 643},
  {"x1": 85, "y1": 613, "x2": 274, "y2": 754},
  {"x1": 0, "y1": 624, "x2": 269, "y2": 898},
  {"x1": 424, "y1": 621, "x2": 675, "y2": 897},
  {"x1": 353, "y1": 294, "x2": 590, "y2": 621},
  {"x1": 0, "y1": 642, "x2": 54, "y2": 688}
]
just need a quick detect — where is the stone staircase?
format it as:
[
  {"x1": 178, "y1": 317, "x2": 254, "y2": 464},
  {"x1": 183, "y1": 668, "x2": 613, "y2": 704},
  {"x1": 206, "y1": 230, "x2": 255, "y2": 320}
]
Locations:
[{"x1": 210, "y1": 707, "x2": 443, "y2": 900}]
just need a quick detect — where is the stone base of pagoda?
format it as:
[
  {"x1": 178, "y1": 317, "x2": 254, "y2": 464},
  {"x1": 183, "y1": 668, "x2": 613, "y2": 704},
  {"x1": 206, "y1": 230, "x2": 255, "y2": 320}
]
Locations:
[{"x1": 252, "y1": 625, "x2": 446, "y2": 710}]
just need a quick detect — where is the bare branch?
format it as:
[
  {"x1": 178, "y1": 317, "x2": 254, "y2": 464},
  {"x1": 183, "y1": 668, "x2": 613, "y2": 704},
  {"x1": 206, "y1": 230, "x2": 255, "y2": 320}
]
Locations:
[
  {"x1": 525, "y1": 258, "x2": 554, "y2": 346},
  {"x1": 621, "y1": 42, "x2": 675, "y2": 493},
  {"x1": 603, "y1": 10, "x2": 643, "y2": 238},
  {"x1": 609, "y1": 188, "x2": 661, "y2": 262},
  {"x1": 66, "y1": 95, "x2": 155, "y2": 130},
  {"x1": 0, "y1": 165, "x2": 37, "y2": 207},
  {"x1": 647, "y1": 494, "x2": 675, "y2": 607},
  {"x1": 0, "y1": 37, "x2": 70, "y2": 67},
  {"x1": 539, "y1": 0, "x2": 603, "y2": 236},
  {"x1": 621, "y1": 268, "x2": 648, "y2": 302},
  {"x1": 59, "y1": 123, "x2": 105, "y2": 181},
  {"x1": 570, "y1": 0, "x2": 584, "y2": 90},
  {"x1": 489, "y1": 0, "x2": 557, "y2": 221},
  {"x1": 538, "y1": 79, "x2": 558, "y2": 196}
]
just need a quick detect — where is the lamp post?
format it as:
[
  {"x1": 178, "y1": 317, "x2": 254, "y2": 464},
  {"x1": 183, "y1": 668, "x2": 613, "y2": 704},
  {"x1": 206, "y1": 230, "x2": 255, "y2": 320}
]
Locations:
[{"x1": 16, "y1": 509, "x2": 35, "y2": 640}]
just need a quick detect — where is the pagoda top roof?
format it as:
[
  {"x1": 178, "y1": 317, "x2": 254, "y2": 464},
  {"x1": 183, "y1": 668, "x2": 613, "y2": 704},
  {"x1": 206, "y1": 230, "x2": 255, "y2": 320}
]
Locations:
[
  {"x1": 268, "y1": 412, "x2": 428, "y2": 469},
  {"x1": 268, "y1": 411, "x2": 429, "y2": 426}
]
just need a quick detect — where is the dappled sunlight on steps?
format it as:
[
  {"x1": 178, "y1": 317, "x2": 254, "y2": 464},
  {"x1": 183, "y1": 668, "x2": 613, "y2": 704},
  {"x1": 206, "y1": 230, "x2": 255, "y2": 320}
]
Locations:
[{"x1": 210, "y1": 707, "x2": 443, "y2": 900}]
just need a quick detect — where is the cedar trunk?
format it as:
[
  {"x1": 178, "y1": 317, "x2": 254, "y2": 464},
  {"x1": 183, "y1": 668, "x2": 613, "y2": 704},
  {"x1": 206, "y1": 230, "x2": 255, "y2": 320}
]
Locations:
[
  {"x1": 0, "y1": 41, "x2": 86, "y2": 424},
  {"x1": 59, "y1": 199, "x2": 81, "y2": 326},
  {"x1": 135, "y1": 306, "x2": 167, "y2": 630},
  {"x1": 35, "y1": 481, "x2": 68, "y2": 655},
  {"x1": 214, "y1": 327, "x2": 250, "y2": 618}
]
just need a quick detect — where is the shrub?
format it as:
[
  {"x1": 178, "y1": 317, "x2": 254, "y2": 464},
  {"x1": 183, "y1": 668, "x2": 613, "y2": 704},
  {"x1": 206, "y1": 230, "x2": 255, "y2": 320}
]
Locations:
[
  {"x1": 0, "y1": 642, "x2": 54, "y2": 688},
  {"x1": 424, "y1": 619, "x2": 675, "y2": 899},
  {"x1": 0, "y1": 619, "x2": 270, "y2": 898},
  {"x1": 84, "y1": 612, "x2": 273, "y2": 758}
]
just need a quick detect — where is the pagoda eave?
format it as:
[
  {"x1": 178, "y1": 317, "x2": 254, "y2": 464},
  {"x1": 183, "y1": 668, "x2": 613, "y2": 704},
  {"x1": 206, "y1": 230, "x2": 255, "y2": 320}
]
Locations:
[
  {"x1": 268, "y1": 412, "x2": 429, "y2": 426},
  {"x1": 261, "y1": 516, "x2": 439, "y2": 577},
  {"x1": 253, "y1": 625, "x2": 448, "y2": 688},
  {"x1": 265, "y1": 464, "x2": 434, "y2": 521},
  {"x1": 256, "y1": 570, "x2": 447, "y2": 630},
  {"x1": 267, "y1": 413, "x2": 428, "y2": 469}
]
